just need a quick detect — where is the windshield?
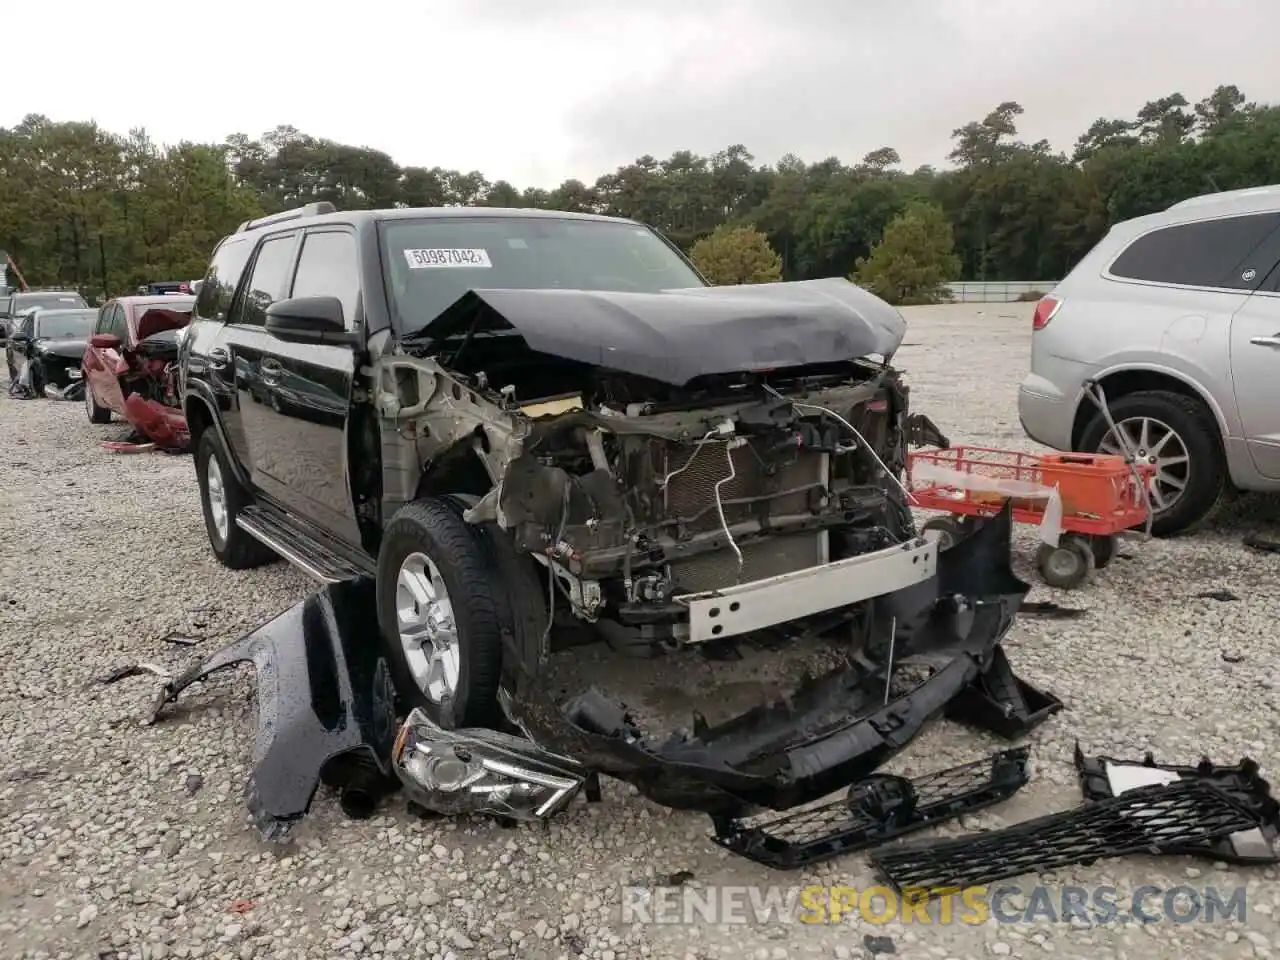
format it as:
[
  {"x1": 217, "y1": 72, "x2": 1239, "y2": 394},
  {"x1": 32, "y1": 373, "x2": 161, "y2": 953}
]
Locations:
[
  {"x1": 381, "y1": 216, "x2": 704, "y2": 331},
  {"x1": 15, "y1": 293, "x2": 87, "y2": 312},
  {"x1": 35, "y1": 310, "x2": 96, "y2": 339}
]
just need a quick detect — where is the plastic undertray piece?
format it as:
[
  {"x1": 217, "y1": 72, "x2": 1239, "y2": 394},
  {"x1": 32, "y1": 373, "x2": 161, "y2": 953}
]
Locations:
[
  {"x1": 871, "y1": 779, "x2": 1266, "y2": 895},
  {"x1": 945, "y1": 644, "x2": 1063, "y2": 739},
  {"x1": 1074, "y1": 743, "x2": 1280, "y2": 864},
  {"x1": 711, "y1": 748, "x2": 1030, "y2": 869}
]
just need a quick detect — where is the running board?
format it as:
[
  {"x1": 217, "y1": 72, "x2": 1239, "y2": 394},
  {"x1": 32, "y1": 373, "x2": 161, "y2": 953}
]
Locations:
[{"x1": 237, "y1": 505, "x2": 374, "y2": 584}]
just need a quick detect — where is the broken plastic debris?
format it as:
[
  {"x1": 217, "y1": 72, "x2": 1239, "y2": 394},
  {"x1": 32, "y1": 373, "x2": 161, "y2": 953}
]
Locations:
[{"x1": 101, "y1": 663, "x2": 169, "y2": 684}]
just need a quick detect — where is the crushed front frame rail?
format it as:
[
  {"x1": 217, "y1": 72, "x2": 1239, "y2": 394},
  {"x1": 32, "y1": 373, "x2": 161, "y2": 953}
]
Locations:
[
  {"x1": 871, "y1": 779, "x2": 1267, "y2": 895},
  {"x1": 712, "y1": 748, "x2": 1030, "y2": 869}
]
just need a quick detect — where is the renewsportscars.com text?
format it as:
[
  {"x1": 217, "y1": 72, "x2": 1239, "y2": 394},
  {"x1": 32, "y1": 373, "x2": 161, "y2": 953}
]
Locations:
[{"x1": 620, "y1": 884, "x2": 1248, "y2": 926}]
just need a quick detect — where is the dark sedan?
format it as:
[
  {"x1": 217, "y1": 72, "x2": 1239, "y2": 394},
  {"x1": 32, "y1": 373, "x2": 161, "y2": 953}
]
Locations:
[{"x1": 9, "y1": 308, "x2": 98, "y2": 393}]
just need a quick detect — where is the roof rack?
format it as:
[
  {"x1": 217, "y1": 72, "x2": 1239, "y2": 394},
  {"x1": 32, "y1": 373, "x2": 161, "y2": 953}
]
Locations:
[
  {"x1": 236, "y1": 201, "x2": 337, "y2": 233},
  {"x1": 1167, "y1": 184, "x2": 1280, "y2": 211}
]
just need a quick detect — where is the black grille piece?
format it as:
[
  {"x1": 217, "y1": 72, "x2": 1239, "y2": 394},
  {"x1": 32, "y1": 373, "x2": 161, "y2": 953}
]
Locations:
[
  {"x1": 711, "y1": 748, "x2": 1030, "y2": 869},
  {"x1": 1074, "y1": 744, "x2": 1280, "y2": 864},
  {"x1": 871, "y1": 779, "x2": 1266, "y2": 895}
]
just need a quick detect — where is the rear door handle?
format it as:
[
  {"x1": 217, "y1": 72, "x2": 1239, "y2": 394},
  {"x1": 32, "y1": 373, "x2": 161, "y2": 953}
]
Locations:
[
  {"x1": 208, "y1": 347, "x2": 230, "y2": 369},
  {"x1": 1249, "y1": 336, "x2": 1280, "y2": 348},
  {"x1": 260, "y1": 358, "x2": 283, "y2": 374}
]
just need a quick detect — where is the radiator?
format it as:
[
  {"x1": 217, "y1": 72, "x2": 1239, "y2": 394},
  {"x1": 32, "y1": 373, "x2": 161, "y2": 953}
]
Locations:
[{"x1": 670, "y1": 531, "x2": 830, "y2": 593}]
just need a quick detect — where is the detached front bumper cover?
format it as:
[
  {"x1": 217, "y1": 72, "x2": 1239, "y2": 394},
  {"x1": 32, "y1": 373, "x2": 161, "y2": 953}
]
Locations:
[
  {"x1": 503, "y1": 502, "x2": 1044, "y2": 817},
  {"x1": 149, "y1": 580, "x2": 400, "y2": 840}
]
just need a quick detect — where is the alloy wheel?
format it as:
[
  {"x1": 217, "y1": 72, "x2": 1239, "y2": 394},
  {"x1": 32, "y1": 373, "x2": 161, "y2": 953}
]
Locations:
[
  {"x1": 205, "y1": 453, "x2": 230, "y2": 543},
  {"x1": 1097, "y1": 416, "x2": 1190, "y2": 514},
  {"x1": 395, "y1": 552, "x2": 460, "y2": 703}
]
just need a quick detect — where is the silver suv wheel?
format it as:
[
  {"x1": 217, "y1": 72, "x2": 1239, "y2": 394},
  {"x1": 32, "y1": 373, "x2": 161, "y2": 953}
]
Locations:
[{"x1": 1097, "y1": 415, "x2": 1190, "y2": 513}]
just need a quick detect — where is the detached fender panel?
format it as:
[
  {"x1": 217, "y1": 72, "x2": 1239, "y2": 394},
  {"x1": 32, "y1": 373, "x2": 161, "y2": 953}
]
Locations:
[{"x1": 149, "y1": 579, "x2": 399, "y2": 839}]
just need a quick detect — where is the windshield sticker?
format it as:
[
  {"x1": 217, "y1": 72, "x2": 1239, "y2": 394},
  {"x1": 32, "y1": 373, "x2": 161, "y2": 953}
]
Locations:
[
  {"x1": 506, "y1": 238, "x2": 528, "y2": 249},
  {"x1": 403, "y1": 248, "x2": 492, "y2": 269}
]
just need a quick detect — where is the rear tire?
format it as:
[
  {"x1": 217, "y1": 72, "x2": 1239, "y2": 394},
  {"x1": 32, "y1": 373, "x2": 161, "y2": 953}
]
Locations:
[
  {"x1": 85, "y1": 381, "x2": 111, "y2": 423},
  {"x1": 1078, "y1": 390, "x2": 1224, "y2": 537},
  {"x1": 375, "y1": 498, "x2": 505, "y2": 728},
  {"x1": 195, "y1": 430, "x2": 277, "y2": 569}
]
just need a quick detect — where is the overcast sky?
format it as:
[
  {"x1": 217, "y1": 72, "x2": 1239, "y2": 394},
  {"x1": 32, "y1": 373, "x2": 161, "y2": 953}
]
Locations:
[{"x1": 7, "y1": 0, "x2": 1277, "y2": 189}]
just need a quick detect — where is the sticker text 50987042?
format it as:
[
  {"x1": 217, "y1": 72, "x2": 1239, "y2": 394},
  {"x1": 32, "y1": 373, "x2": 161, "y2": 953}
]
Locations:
[{"x1": 403, "y1": 248, "x2": 492, "y2": 269}]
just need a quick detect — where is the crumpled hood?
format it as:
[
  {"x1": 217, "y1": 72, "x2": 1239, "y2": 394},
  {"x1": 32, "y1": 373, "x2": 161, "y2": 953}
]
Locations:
[
  {"x1": 413, "y1": 277, "x2": 907, "y2": 386},
  {"x1": 33, "y1": 337, "x2": 88, "y2": 360}
]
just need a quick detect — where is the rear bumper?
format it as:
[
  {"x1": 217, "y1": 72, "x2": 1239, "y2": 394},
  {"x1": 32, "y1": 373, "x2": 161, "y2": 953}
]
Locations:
[
  {"x1": 1017, "y1": 375, "x2": 1075, "y2": 450},
  {"x1": 676, "y1": 538, "x2": 937, "y2": 643}
]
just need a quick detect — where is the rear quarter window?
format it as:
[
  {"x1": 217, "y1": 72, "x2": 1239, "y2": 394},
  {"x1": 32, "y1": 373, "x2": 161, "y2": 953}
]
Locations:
[
  {"x1": 195, "y1": 236, "x2": 254, "y2": 322},
  {"x1": 1109, "y1": 212, "x2": 1280, "y2": 290}
]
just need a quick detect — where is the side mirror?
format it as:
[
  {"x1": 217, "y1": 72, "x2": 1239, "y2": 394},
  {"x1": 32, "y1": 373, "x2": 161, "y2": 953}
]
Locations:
[
  {"x1": 90, "y1": 333, "x2": 122, "y2": 350},
  {"x1": 265, "y1": 296, "x2": 357, "y2": 346}
]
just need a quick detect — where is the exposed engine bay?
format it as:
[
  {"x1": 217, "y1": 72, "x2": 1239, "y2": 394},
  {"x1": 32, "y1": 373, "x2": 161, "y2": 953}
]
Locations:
[{"x1": 373, "y1": 279, "x2": 949, "y2": 650}]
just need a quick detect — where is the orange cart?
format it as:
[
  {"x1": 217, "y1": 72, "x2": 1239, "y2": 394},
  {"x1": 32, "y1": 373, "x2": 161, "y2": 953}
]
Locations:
[{"x1": 906, "y1": 447, "x2": 1155, "y2": 589}]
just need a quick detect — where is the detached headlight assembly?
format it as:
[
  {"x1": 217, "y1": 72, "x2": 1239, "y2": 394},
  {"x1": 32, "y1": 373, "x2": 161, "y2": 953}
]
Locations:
[{"x1": 392, "y1": 708, "x2": 588, "y2": 821}]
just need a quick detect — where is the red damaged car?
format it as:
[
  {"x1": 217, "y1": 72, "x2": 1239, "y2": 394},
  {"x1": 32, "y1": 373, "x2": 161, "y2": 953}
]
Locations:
[{"x1": 83, "y1": 294, "x2": 196, "y2": 449}]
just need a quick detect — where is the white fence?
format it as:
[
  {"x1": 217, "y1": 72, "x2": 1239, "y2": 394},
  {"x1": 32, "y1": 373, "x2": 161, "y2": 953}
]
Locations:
[{"x1": 944, "y1": 280, "x2": 1058, "y2": 303}]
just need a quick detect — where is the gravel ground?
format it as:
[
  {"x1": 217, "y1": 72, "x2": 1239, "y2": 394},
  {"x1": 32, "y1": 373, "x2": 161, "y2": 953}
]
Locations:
[{"x1": 3, "y1": 302, "x2": 1280, "y2": 960}]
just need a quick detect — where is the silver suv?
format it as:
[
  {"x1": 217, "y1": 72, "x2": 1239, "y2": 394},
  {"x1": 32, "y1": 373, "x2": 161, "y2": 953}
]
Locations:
[{"x1": 1018, "y1": 185, "x2": 1280, "y2": 536}]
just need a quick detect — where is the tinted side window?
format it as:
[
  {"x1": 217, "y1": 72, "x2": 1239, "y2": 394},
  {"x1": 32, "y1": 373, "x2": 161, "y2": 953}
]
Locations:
[
  {"x1": 1110, "y1": 213, "x2": 1280, "y2": 289},
  {"x1": 290, "y1": 231, "x2": 360, "y2": 328},
  {"x1": 234, "y1": 235, "x2": 298, "y2": 327},
  {"x1": 196, "y1": 236, "x2": 255, "y2": 322}
]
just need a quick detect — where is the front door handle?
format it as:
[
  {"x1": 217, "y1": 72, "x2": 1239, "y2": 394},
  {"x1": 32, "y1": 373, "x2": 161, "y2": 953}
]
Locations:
[
  {"x1": 260, "y1": 358, "x2": 283, "y2": 374},
  {"x1": 208, "y1": 347, "x2": 230, "y2": 369},
  {"x1": 1249, "y1": 335, "x2": 1280, "y2": 348}
]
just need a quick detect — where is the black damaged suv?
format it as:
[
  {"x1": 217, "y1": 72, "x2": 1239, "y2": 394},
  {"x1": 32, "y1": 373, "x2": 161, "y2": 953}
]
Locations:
[{"x1": 180, "y1": 202, "x2": 951, "y2": 737}]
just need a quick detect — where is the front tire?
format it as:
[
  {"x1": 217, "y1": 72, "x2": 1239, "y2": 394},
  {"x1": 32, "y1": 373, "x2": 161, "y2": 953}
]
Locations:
[
  {"x1": 195, "y1": 430, "x2": 277, "y2": 569},
  {"x1": 376, "y1": 498, "x2": 505, "y2": 728},
  {"x1": 85, "y1": 381, "x2": 111, "y2": 423},
  {"x1": 1079, "y1": 390, "x2": 1224, "y2": 537},
  {"x1": 29, "y1": 360, "x2": 44, "y2": 397}
]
